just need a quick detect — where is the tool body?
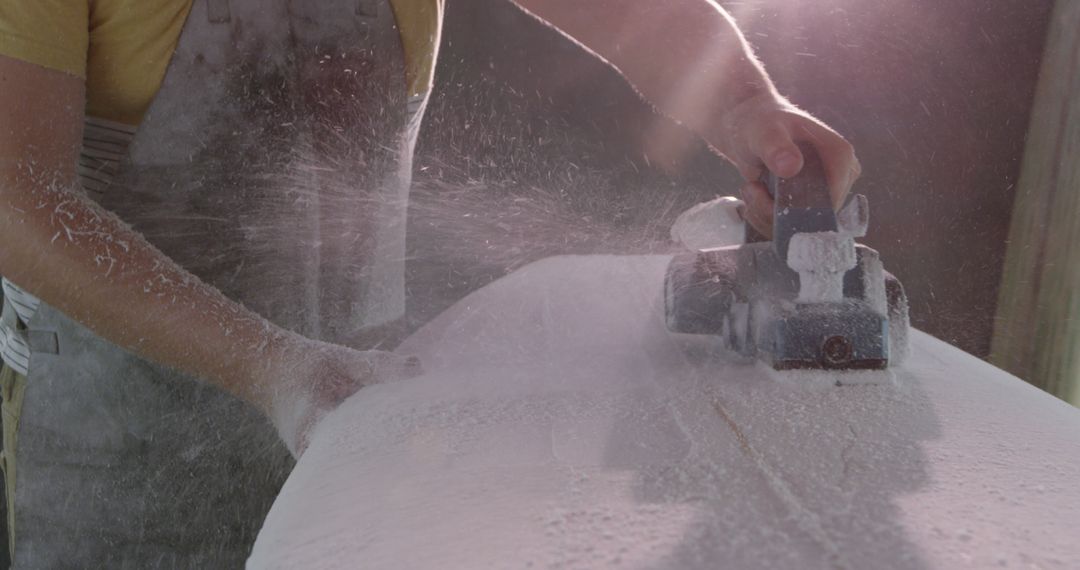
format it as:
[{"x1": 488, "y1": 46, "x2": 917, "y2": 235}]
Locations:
[{"x1": 664, "y1": 143, "x2": 909, "y2": 371}]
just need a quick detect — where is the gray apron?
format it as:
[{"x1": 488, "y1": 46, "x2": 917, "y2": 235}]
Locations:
[{"x1": 13, "y1": 0, "x2": 424, "y2": 567}]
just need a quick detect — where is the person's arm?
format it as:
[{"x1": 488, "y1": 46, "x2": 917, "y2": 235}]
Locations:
[
  {"x1": 0, "y1": 55, "x2": 418, "y2": 455},
  {"x1": 512, "y1": 0, "x2": 861, "y2": 236}
]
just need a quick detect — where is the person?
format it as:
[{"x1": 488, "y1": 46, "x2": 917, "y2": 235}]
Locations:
[{"x1": 0, "y1": 0, "x2": 860, "y2": 566}]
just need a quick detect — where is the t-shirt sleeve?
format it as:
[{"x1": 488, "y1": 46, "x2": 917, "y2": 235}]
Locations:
[{"x1": 0, "y1": 1, "x2": 90, "y2": 78}]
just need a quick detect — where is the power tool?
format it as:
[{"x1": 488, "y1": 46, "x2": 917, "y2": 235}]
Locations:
[{"x1": 664, "y1": 143, "x2": 909, "y2": 371}]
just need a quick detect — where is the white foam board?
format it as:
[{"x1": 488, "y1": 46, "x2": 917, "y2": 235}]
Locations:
[{"x1": 250, "y1": 255, "x2": 1080, "y2": 569}]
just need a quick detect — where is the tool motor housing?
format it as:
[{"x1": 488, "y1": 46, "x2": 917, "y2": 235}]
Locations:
[{"x1": 664, "y1": 238, "x2": 906, "y2": 371}]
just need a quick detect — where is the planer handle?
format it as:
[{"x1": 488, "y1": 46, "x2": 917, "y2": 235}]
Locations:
[{"x1": 761, "y1": 141, "x2": 839, "y2": 262}]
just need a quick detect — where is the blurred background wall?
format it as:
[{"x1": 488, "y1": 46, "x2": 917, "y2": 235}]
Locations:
[
  {"x1": 407, "y1": 0, "x2": 1054, "y2": 363},
  {"x1": 991, "y1": 0, "x2": 1080, "y2": 405}
]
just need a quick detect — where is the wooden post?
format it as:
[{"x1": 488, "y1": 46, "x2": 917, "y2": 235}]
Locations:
[{"x1": 991, "y1": 0, "x2": 1080, "y2": 406}]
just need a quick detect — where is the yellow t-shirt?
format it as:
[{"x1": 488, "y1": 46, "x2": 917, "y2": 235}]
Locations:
[
  {"x1": 0, "y1": 0, "x2": 443, "y2": 126},
  {"x1": 391, "y1": 0, "x2": 443, "y2": 99}
]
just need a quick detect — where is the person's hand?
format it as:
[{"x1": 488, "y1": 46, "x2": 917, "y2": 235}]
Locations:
[
  {"x1": 708, "y1": 92, "x2": 862, "y2": 237},
  {"x1": 261, "y1": 336, "x2": 423, "y2": 457}
]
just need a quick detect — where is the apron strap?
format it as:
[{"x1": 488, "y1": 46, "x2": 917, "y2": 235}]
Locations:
[
  {"x1": 207, "y1": 0, "x2": 378, "y2": 22},
  {"x1": 357, "y1": 0, "x2": 379, "y2": 17},
  {"x1": 207, "y1": 0, "x2": 231, "y2": 23}
]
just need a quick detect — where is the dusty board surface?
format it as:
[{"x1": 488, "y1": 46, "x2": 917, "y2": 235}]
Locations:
[{"x1": 249, "y1": 255, "x2": 1080, "y2": 569}]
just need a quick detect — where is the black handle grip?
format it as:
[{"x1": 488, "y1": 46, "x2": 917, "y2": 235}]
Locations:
[{"x1": 762, "y1": 141, "x2": 838, "y2": 261}]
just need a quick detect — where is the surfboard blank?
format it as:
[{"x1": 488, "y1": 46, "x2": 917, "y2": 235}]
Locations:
[{"x1": 249, "y1": 255, "x2": 1080, "y2": 570}]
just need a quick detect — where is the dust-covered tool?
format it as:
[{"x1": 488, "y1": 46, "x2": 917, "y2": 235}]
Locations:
[{"x1": 664, "y1": 142, "x2": 909, "y2": 371}]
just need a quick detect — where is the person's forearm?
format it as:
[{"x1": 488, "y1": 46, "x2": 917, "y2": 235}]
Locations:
[
  {"x1": 1, "y1": 55, "x2": 291, "y2": 411},
  {"x1": 513, "y1": 0, "x2": 777, "y2": 139},
  {"x1": 0, "y1": 169, "x2": 288, "y2": 411}
]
